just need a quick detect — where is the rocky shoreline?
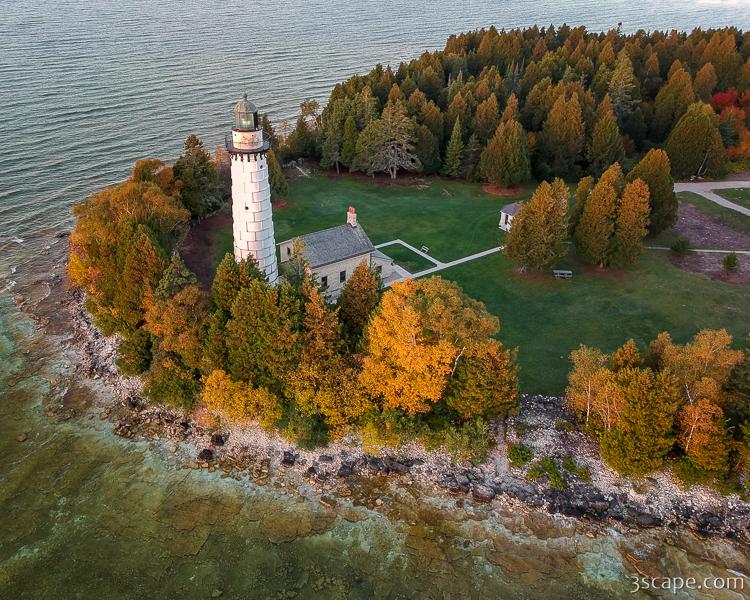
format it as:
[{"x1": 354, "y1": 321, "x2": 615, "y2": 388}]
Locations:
[{"x1": 45, "y1": 284, "x2": 750, "y2": 547}]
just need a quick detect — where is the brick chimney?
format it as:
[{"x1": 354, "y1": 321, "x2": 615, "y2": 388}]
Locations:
[{"x1": 347, "y1": 206, "x2": 358, "y2": 227}]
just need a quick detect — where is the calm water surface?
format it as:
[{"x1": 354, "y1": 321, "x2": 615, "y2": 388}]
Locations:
[{"x1": 1, "y1": 1, "x2": 749, "y2": 598}]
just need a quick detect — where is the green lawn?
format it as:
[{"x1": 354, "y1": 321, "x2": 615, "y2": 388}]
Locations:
[
  {"x1": 377, "y1": 242, "x2": 436, "y2": 274},
  {"x1": 678, "y1": 191, "x2": 750, "y2": 235},
  {"x1": 210, "y1": 175, "x2": 750, "y2": 395},
  {"x1": 213, "y1": 175, "x2": 522, "y2": 263},
  {"x1": 716, "y1": 188, "x2": 750, "y2": 210},
  {"x1": 441, "y1": 251, "x2": 750, "y2": 393}
]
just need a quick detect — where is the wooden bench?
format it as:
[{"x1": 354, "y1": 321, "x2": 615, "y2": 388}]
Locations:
[
  {"x1": 553, "y1": 269, "x2": 573, "y2": 279},
  {"x1": 420, "y1": 245, "x2": 430, "y2": 254}
]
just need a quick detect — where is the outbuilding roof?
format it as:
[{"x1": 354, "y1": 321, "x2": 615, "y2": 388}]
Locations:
[
  {"x1": 281, "y1": 223, "x2": 375, "y2": 269},
  {"x1": 501, "y1": 201, "x2": 521, "y2": 217}
]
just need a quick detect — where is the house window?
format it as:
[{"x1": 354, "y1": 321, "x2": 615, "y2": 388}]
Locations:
[
  {"x1": 321, "y1": 275, "x2": 328, "y2": 289},
  {"x1": 375, "y1": 265, "x2": 382, "y2": 274},
  {"x1": 339, "y1": 270, "x2": 346, "y2": 283},
  {"x1": 286, "y1": 246, "x2": 291, "y2": 257}
]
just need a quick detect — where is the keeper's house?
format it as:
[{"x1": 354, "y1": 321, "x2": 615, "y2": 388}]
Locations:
[{"x1": 279, "y1": 207, "x2": 394, "y2": 298}]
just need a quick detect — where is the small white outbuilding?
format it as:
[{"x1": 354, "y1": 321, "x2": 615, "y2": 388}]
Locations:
[{"x1": 499, "y1": 202, "x2": 521, "y2": 232}]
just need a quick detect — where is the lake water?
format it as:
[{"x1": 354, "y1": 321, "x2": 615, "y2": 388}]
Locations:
[{"x1": 1, "y1": 1, "x2": 749, "y2": 598}]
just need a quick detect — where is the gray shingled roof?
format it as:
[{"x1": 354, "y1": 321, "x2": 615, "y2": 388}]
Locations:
[
  {"x1": 282, "y1": 224, "x2": 375, "y2": 269},
  {"x1": 501, "y1": 201, "x2": 521, "y2": 217}
]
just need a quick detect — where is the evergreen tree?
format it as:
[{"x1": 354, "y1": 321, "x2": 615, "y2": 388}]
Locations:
[
  {"x1": 226, "y1": 280, "x2": 300, "y2": 391},
  {"x1": 201, "y1": 309, "x2": 229, "y2": 374},
  {"x1": 665, "y1": 102, "x2": 727, "y2": 180},
  {"x1": 353, "y1": 101, "x2": 421, "y2": 179},
  {"x1": 600, "y1": 367, "x2": 681, "y2": 476},
  {"x1": 462, "y1": 133, "x2": 482, "y2": 181},
  {"x1": 341, "y1": 115, "x2": 358, "y2": 169},
  {"x1": 574, "y1": 163, "x2": 622, "y2": 266},
  {"x1": 693, "y1": 63, "x2": 718, "y2": 102},
  {"x1": 505, "y1": 179, "x2": 569, "y2": 271},
  {"x1": 442, "y1": 118, "x2": 465, "y2": 178},
  {"x1": 626, "y1": 149, "x2": 677, "y2": 234},
  {"x1": 569, "y1": 175, "x2": 594, "y2": 236},
  {"x1": 267, "y1": 149, "x2": 288, "y2": 200},
  {"x1": 473, "y1": 94, "x2": 500, "y2": 143},
  {"x1": 480, "y1": 120, "x2": 531, "y2": 187},
  {"x1": 651, "y1": 67, "x2": 695, "y2": 142},
  {"x1": 337, "y1": 260, "x2": 380, "y2": 343},
  {"x1": 540, "y1": 93, "x2": 585, "y2": 178},
  {"x1": 155, "y1": 254, "x2": 197, "y2": 301},
  {"x1": 261, "y1": 113, "x2": 279, "y2": 151},
  {"x1": 211, "y1": 253, "x2": 241, "y2": 313},
  {"x1": 413, "y1": 124, "x2": 442, "y2": 175},
  {"x1": 173, "y1": 135, "x2": 222, "y2": 218},
  {"x1": 444, "y1": 340, "x2": 518, "y2": 420},
  {"x1": 607, "y1": 50, "x2": 639, "y2": 128},
  {"x1": 501, "y1": 93, "x2": 519, "y2": 123},
  {"x1": 611, "y1": 178, "x2": 651, "y2": 268},
  {"x1": 588, "y1": 96, "x2": 626, "y2": 176}
]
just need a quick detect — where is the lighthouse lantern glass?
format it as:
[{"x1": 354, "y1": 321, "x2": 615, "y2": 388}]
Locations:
[{"x1": 235, "y1": 109, "x2": 258, "y2": 130}]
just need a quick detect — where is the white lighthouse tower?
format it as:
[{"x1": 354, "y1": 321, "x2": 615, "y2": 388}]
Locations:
[{"x1": 226, "y1": 94, "x2": 278, "y2": 284}]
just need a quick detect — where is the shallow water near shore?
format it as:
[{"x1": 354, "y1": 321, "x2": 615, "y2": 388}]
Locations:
[{"x1": 2, "y1": 241, "x2": 750, "y2": 600}]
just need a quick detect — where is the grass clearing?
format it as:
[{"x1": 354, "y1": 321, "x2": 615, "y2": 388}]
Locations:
[
  {"x1": 715, "y1": 188, "x2": 750, "y2": 210},
  {"x1": 209, "y1": 176, "x2": 750, "y2": 395}
]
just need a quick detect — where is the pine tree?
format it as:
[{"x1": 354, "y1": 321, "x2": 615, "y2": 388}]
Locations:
[
  {"x1": 261, "y1": 113, "x2": 279, "y2": 151},
  {"x1": 444, "y1": 340, "x2": 518, "y2": 420},
  {"x1": 201, "y1": 309, "x2": 229, "y2": 374},
  {"x1": 462, "y1": 133, "x2": 482, "y2": 181},
  {"x1": 574, "y1": 163, "x2": 623, "y2": 266},
  {"x1": 665, "y1": 102, "x2": 727, "y2": 180},
  {"x1": 173, "y1": 135, "x2": 223, "y2": 218},
  {"x1": 442, "y1": 118, "x2": 464, "y2": 178},
  {"x1": 588, "y1": 96, "x2": 626, "y2": 176},
  {"x1": 155, "y1": 254, "x2": 197, "y2": 301},
  {"x1": 599, "y1": 367, "x2": 681, "y2": 476},
  {"x1": 569, "y1": 175, "x2": 594, "y2": 235},
  {"x1": 480, "y1": 120, "x2": 531, "y2": 187},
  {"x1": 413, "y1": 124, "x2": 441, "y2": 175},
  {"x1": 611, "y1": 178, "x2": 650, "y2": 268},
  {"x1": 607, "y1": 50, "x2": 639, "y2": 128},
  {"x1": 505, "y1": 179, "x2": 569, "y2": 271},
  {"x1": 226, "y1": 280, "x2": 300, "y2": 391},
  {"x1": 341, "y1": 115, "x2": 358, "y2": 169},
  {"x1": 337, "y1": 260, "x2": 380, "y2": 343},
  {"x1": 211, "y1": 253, "x2": 240, "y2": 313},
  {"x1": 267, "y1": 149, "x2": 288, "y2": 200},
  {"x1": 651, "y1": 67, "x2": 695, "y2": 141},
  {"x1": 501, "y1": 93, "x2": 519, "y2": 123},
  {"x1": 353, "y1": 101, "x2": 421, "y2": 179},
  {"x1": 626, "y1": 149, "x2": 677, "y2": 234},
  {"x1": 473, "y1": 94, "x2": 500, "y2": 143},
  {"x1": 693, "y1": 63, "x2": 718, "y2": 102},
  {"x1": 540, "y1": 92, "x2": 585, "y2": 177}
]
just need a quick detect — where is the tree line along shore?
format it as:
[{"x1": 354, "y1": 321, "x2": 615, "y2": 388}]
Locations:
[{"x1": 67, "y1": 24, "x2": 750, "y2": 496}]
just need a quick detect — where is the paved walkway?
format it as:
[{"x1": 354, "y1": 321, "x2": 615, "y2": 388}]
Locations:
[
  {"x1": 674, "y1": 180, "x2": 750, "y2": 217},
  {"x1": 378, "y1": 240, "x2": 503, "y2": 286}
]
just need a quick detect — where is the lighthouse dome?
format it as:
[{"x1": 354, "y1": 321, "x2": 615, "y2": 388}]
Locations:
[{"x1": 234, "y1": 93, "x2": 259, "y2": 130}]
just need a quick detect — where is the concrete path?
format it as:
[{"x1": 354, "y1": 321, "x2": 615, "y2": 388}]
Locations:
[
  {"x1": 375, "y1": 239, "x2": 443, "y2": 266},
  {"x1": 674, "y1": 180, "x2": 750, "y2": 217},
  {"x1": 294, "y1": 165, "x2": 310, "y2": 177},
  {"x1": 380, "y1": 242, "x2": 503, "y2": 287}
]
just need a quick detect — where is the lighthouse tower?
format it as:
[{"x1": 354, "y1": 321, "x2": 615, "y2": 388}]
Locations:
[{"x1": 226, "y1": 94, "x2": 278, "y2": 284}]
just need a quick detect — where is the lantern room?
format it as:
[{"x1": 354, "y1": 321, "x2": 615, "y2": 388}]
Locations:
[{"x1": 233, "y1": 93, "x2": 259, "y2": 131}]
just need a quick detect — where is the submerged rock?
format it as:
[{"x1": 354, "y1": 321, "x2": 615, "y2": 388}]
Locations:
[{"x1": 15, "y1": 433, "x2": 27, "y2": 442}]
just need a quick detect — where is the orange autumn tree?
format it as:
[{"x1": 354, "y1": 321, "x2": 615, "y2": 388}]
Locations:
[
  {"x1": 359, "y1": 277, "x2": 517, "y2": 417},
  {"x1": 654, "y1": 329, "x2": 743, "y2": 473}
]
